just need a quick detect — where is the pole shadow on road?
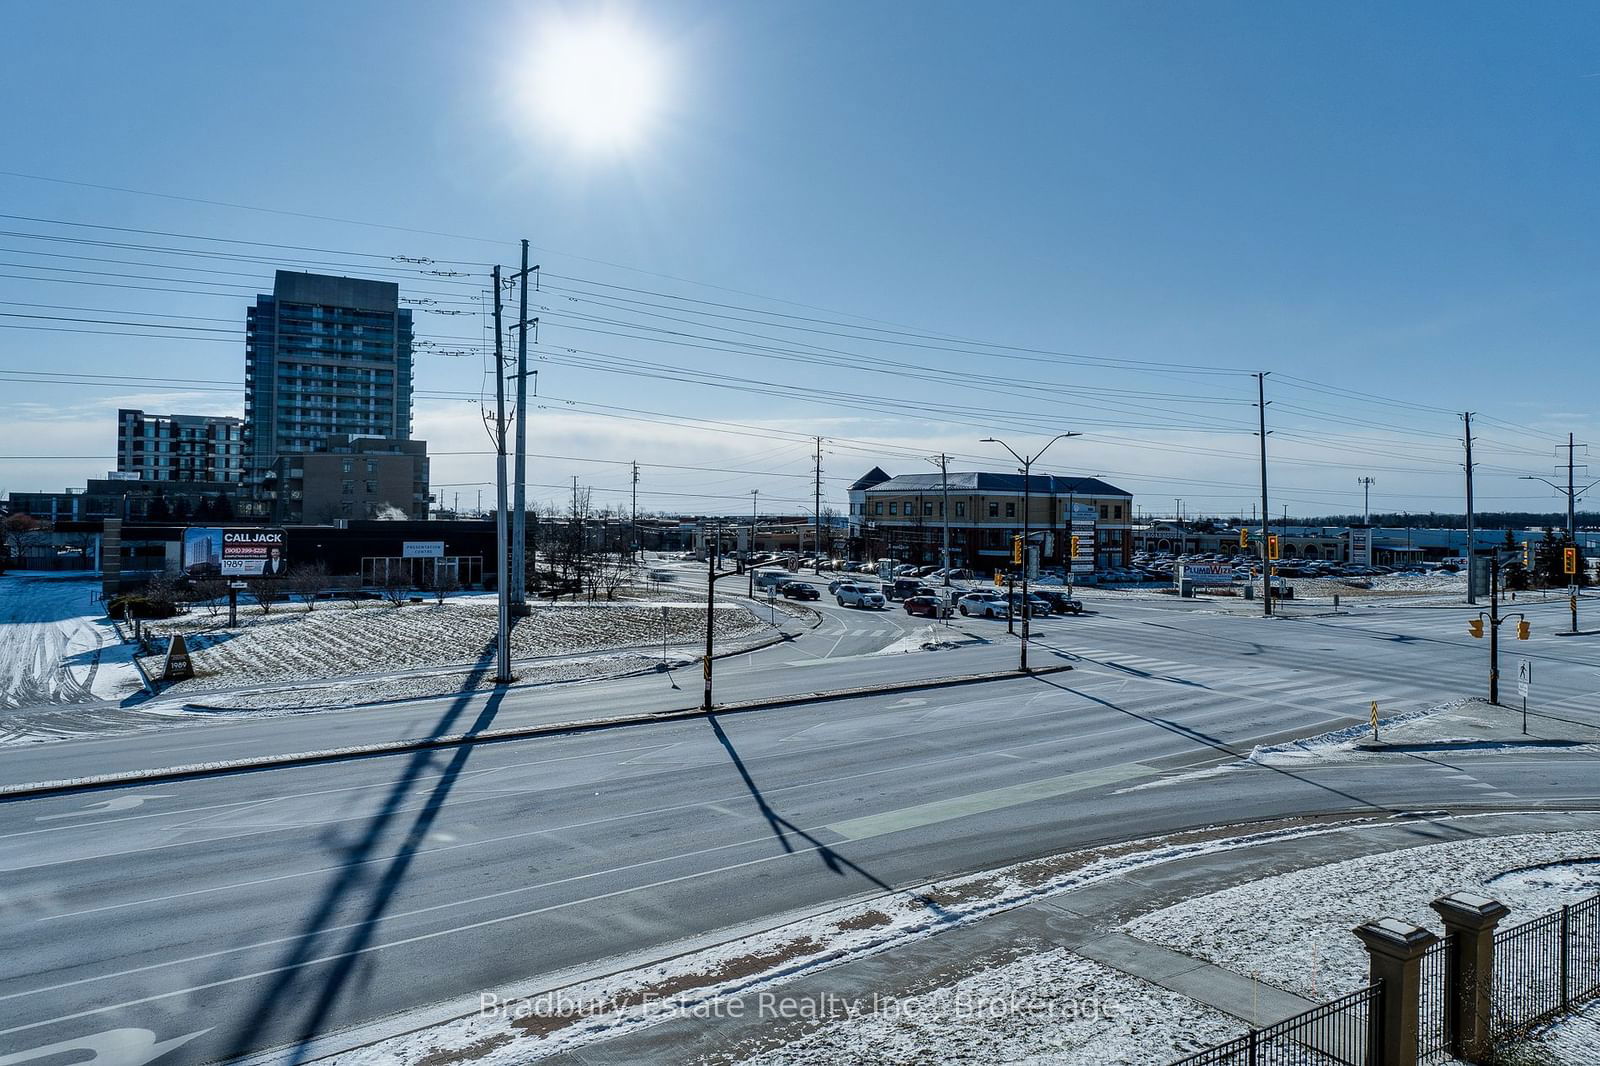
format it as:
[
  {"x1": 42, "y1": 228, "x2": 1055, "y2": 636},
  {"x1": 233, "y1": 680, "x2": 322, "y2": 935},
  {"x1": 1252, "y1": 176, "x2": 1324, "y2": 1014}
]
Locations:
[
  {"x1": 706, "y1": 714, "x2": 951, "y2": 920},
  {"x1": 219, "y1": 641, "x2": 508, "y2": 1064},
  {"x1": 1028, "y1": 675, "x2": 1408, "y2": 817}
]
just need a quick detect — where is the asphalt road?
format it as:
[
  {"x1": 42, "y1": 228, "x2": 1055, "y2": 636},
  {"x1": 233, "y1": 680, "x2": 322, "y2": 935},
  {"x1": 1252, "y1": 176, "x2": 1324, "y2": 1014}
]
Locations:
[{"x1": 2, "y1": 592, "x2": 1598, "y2": 1066}]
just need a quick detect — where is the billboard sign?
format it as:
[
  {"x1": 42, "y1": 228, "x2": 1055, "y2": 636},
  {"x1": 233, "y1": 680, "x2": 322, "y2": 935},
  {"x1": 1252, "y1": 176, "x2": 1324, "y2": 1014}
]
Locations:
[
  {"x1": 403, "y1": 541, "x2": 445, "y2": 559},
  {"x1": 184, "y1": 527, "x2": 287, "y2": 577}
]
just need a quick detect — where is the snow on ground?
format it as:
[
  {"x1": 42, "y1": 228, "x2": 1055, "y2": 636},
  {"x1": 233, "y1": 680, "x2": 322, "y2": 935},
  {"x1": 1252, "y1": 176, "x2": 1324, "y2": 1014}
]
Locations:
[
  {"x1": 1125, "y1": 829, "x2": 1600, "y2": 1000},
  {"x1": 329, "y1": 818, "x2": 1393, "y2": 1066},
  {"x1": 0, "y1": 574, "x2": 141, "y2": 709},
  {"x1": 1521, "y1": 997, "x2": 1600, "y2": 1063},
  {"x1": 181, "y1": 651, "x2": 703, "y2": 712},
  {"x1": 136, "y1": 599, "x2": 769, "y2": 697},
  {"x1": 1248, "y1": 697, "x2": 1600, "y2": 766},
  {"x1": 730, "y1": 948, "x2": 1239, "y2": 1066}
]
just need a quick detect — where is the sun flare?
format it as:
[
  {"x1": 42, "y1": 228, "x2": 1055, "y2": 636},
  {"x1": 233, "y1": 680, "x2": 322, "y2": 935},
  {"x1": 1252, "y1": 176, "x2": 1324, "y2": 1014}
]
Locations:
[{"x1": 522, "y1": 15, "x2": 667, "y2": 152}]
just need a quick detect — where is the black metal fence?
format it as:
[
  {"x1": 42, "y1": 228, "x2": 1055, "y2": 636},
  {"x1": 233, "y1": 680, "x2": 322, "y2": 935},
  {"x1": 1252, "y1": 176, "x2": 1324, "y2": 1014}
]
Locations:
[
  {"x1": 1167, "y1": 983, "x2": 1381, "y2": 1066},
  {"x1": 1492, "y1": 893, "x2": 1600, "y2": 1038},
  {"x1": 1418, "y1": 933, "x2": 1453, "y2": 1061}
]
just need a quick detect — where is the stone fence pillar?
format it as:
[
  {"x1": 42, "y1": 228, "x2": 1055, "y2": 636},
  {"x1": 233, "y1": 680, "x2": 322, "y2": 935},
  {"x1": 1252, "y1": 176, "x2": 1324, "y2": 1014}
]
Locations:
[
  {"x1": 1354, "y1": 918, "x2": 1439, "y2": 1066},
  {"x1": 1431, "y1": 892, "x2": 1510, "y2": 1064}
]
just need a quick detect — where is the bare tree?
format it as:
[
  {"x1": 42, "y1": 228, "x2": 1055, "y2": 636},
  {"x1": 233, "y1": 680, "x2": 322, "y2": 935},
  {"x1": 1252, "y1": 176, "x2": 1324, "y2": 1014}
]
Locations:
[
  {"x1": 284, "y1": 562, "x2": 330, "y2": 611},
  {"x1": 245, "y1": 577, "x2": 284, "y2": 614},
  {"x1": 188, "y1": 577, "x2": 229, "y2": 618},
  {"x1": 586, "y1": 551, "x2": 639, "y2": 601},
  {"x1": 2, "y1": 513, "x2": 48, "y2": 567},
  {"x1": 378, "y1": 569, "x2": 412, "y2": 607},
  {"x1": 427, "y1": 564, "x2": 461, "y2": 605}
]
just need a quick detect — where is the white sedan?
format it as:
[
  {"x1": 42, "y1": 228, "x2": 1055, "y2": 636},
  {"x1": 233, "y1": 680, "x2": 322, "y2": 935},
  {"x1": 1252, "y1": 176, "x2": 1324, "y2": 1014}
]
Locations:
[
  {"x1": 957, "y1": 591, "x2": 1011, "y2": 619},
  {"x1": 835, "y1": 583, "x2": 887, "y2": 609}
]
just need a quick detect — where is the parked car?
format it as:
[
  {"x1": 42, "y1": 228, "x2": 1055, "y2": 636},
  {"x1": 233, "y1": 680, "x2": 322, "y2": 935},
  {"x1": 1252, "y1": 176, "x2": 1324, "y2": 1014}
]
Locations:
[
  {"x1": 753, "y1": 570, "x2": 793, "y2": 590},
  {"x1": 835, "y1": 583, "x2": 887, "y2": 609},
  {"x1": 957, "y1": 591, "x2": 1010, "y2": 619},
  {"x1": 1007, "y1": 591, "x2": 1052, "y2": 617},
  {"x1": 890, "y1": 576, "x2": 927, "y2": 601},
  {"x1": 779, "y1": 581, "x2": 820, "y2": 600},
  {"x1": 1037, "y1": 590, "x2": 1084, "y2": 615},
  {"x1": 904, "y1": 594, "x2": 953, "y2": 618}
]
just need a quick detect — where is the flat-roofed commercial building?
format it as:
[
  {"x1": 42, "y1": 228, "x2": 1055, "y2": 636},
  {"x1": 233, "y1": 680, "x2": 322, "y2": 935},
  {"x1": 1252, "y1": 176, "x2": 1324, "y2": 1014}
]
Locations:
[{"x1": 848, "y1": 470, "x2": 1134, "y2": 571}]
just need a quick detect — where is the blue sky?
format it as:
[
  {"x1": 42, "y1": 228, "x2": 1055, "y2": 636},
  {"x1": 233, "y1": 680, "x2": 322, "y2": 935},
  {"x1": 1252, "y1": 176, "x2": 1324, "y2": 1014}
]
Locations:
[{"x1": 1, "y1": 1, "x2": 1596, "y2": 518}]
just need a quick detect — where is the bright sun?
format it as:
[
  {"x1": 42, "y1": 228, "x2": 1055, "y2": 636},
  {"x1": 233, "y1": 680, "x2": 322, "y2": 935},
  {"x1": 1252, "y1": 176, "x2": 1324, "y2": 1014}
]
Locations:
[{"x1": 524, "y1": 15, "x2": 667, "y2": 152}]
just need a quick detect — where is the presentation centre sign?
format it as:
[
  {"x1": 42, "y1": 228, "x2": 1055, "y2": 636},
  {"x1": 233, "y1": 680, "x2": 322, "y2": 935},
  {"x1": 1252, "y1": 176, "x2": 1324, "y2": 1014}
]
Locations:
[
  {"x1": 402, "y1": 541, "x2": 445, "y2": 559},
  {"x1": 183, "y1": 527, "x2": 288, "y2": 577}
]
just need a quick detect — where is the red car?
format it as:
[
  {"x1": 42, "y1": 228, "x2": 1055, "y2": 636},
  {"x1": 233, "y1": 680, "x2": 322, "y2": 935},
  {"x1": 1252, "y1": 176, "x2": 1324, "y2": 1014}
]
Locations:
[{"x1": 903, "y1": 595, "x2": 952, "y2": 618}]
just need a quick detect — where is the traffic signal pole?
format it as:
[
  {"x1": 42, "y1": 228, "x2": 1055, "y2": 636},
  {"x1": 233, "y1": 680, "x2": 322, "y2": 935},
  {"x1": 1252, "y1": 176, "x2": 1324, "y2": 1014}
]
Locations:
[{"x1": 1488, "y1": 556, "x2": 1500, "y2": 705}]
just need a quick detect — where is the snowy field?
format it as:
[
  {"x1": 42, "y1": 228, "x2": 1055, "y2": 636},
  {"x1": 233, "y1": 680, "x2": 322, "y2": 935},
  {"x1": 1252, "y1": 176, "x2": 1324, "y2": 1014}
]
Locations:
[
  {"x1": 328, "y1": 819, "x2": 1397, "y2": 1066},
  {"x1": 0, "y1": 574, "x2": 142, "y2": 708},
  {"x1": 136, "y1": 598, "x2": 769, "y2": 697},
  {"x1": 730, "y1": 949, "x2": 1239, "y2": 1066},
  {"x1": 1125, "y1": 828, "x2": 1600, "y2": 1000}
]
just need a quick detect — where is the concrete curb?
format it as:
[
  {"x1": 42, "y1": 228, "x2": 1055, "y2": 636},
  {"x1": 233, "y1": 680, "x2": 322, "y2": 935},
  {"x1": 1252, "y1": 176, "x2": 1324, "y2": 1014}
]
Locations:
[{"x1": 0, "y1": 665, "x2": 1070, "y2": 802}]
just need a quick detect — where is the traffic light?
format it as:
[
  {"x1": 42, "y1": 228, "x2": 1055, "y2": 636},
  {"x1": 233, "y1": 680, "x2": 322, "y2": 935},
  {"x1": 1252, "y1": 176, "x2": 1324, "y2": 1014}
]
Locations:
[
  {"x1": 1468, "y1": 617, "x2": 1484, "y2": 639},
  {"x1": 1517, "y1": 619, "x2": 1531, "y2": 640},
  {"x1": 1563, "y1": 547, "x2": 1578, "y2": 576},
  {"x1": 1267, "y1": 534, "x2": 1280, "y2": 560},
  {"x1": 993, "y1": 569, "x2": 1004, "y2": 587},
  {"x1": 1239, "y1": 529, "x2": 1249, "y2": 549},
  {"x1": 1011, "y1": 535, "x2": 1023, "y2": 565},
  {"x1": 1522, "y1": 541, "x2": 1531, "y2": 569},
  {"x1": 1070, "y1": 534, "x2": 1081, "y2": 558}
]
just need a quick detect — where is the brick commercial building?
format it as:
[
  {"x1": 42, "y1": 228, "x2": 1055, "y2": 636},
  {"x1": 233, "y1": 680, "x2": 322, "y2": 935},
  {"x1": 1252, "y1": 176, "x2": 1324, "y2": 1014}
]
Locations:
[{"x1": 847, "y1": 469, "x2": 1134, "y2": 572}]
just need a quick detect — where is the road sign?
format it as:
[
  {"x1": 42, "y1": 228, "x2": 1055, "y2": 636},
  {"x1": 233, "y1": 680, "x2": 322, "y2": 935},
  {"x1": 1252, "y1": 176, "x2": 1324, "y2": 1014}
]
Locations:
[
  {"x1": 1517, "y1": 659, "x2": 1531, "y2": 698},
  {"x1": 1370, "y1": 700, "x2": 1379, "y2": 741}
]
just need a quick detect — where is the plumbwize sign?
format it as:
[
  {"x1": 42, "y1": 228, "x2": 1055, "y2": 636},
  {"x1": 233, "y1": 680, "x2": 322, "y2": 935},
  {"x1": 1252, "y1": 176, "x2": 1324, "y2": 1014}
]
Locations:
[{"x1": 1178, "y1": 563, "x2": 1235, "y2": 586}]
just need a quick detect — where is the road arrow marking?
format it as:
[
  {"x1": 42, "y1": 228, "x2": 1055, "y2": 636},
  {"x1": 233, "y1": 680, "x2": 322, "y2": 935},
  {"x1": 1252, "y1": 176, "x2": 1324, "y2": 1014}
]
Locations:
[
  {"x1": 35, "y1": 795, "x2": 172, "y2": 822},
  {"x1": 0, "y1": 1027, "x2": 210, "y2": 1066}
]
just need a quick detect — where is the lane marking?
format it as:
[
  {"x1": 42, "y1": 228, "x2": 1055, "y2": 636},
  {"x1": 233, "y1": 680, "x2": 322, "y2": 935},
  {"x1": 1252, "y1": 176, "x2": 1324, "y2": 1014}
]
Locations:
[{"x1": 826, "y1": 762, "x2": 1159, "y2": 842}]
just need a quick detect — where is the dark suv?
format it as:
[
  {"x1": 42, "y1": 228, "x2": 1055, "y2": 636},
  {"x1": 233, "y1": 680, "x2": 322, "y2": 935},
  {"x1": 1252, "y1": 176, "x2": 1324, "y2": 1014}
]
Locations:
[{"x1": 1037, "y1": 590, "x2": 1084, "y2": 615}]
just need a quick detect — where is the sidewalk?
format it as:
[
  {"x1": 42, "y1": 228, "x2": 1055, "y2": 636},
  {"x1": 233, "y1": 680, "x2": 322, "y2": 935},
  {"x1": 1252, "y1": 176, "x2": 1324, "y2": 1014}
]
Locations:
[{"x1": 545, "y1": 809, "x2": 1600, "y2": 1065}]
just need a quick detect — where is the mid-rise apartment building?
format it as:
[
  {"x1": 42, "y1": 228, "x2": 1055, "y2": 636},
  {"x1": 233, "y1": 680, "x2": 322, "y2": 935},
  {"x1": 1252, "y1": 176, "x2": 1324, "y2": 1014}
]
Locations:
[{"x1": 116, "y1": 409, "x2": 244, "y2": 484}]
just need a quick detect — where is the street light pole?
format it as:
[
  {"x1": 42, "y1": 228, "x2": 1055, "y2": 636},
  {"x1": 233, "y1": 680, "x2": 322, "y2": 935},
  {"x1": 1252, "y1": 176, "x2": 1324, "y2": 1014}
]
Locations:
[
  {"x1": 748, "y1": 488, "x2": 758, "y2": 598},
  {"x1": 982, "y1": 433, "x2": 1080, "y2": 672}
]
